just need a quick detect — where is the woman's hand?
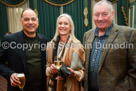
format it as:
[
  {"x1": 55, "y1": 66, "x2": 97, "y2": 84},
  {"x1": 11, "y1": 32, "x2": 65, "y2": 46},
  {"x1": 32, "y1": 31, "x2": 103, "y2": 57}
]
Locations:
[
  {"x1": 50, "y1": 64, "x2": 58, "y2": 74},
  {"x1": 67, "y1": 67, "x2": 76, "y2": 76}
]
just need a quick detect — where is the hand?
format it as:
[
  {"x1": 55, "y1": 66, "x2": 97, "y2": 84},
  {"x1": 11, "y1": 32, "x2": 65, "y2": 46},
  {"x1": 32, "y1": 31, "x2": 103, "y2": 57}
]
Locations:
[
  {"x1": 10, "y1": 73, "x2": 21, "y2": 87},
  {"x1": 67, "y1": 67, "x2": 76, "y2": 76},
  {"x1": 50, "y1": 64, "x2": 58, "y2": 74}
]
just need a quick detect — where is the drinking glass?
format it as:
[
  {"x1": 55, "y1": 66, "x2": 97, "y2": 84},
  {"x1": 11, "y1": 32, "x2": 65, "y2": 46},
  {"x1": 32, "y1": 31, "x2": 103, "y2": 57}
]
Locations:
[
  {"x1": 54, "y1": 60, "x2": 63, "y2": 69},
  {"x1": 17, "y1": 73, "x2": 26, "y2": 91},
  {"x1": 54, "y1": 56, "x2": 63, "y2": 79}
]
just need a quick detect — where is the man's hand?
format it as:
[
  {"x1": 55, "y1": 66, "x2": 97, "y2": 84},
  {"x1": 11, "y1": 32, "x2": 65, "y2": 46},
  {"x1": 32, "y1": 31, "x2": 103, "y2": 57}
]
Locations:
[{"x1": 10, "y1": 73, "x2": 21, "y2": 87}]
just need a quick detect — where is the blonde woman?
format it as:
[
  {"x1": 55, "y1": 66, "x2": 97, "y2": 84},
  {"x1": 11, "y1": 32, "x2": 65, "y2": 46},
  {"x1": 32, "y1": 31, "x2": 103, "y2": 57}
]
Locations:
[{"x1": 46, "y1": 13, "x2": 85, "y2": 91}]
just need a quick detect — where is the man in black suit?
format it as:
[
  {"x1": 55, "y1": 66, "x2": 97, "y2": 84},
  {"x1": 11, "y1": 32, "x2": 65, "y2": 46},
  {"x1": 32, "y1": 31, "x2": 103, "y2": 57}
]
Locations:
[{"x1": 0, "y1": 8, "x2": 48, "y2": 91}]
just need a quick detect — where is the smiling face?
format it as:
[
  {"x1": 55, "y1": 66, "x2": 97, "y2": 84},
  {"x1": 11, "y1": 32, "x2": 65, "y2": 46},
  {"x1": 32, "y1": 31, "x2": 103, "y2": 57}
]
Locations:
[
  {"x1": 93, "y1": 3, "x2": 114, "y2": 31},
  {"x1": 20, "y1": 9, "x2": 39, "y2": 37},
  {"x1": 57, "y1": 16, "x2": 71, "y2": 37}
]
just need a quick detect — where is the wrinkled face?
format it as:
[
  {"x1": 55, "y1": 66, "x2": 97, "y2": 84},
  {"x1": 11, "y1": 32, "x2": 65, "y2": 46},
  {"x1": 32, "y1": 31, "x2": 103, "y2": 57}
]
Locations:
[
  {"x1": 20, "y1": 10, "x2": 39, "y2": 36},
  {"x1": 57, "y1": 16, "x2": 71, "y2": 36},
  {"x1": 93, "y1": 4, "x2": 114, "y2": 31}
]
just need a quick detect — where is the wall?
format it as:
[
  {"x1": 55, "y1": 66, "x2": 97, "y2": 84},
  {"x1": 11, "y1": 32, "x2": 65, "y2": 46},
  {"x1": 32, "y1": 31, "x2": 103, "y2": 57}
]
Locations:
[{"x1": 129, "y1": 0, "x2": 136, "y2": 28}]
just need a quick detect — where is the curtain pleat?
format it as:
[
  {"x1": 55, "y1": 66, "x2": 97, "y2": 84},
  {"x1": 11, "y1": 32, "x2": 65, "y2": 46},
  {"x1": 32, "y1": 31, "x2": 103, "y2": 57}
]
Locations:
[
  {"x1": 6, "y1": 1, "x2": 29, "y2": 33},
  {"x1": 29, "y1": 0, "x2": 92, "y2": 42},
  {"x1": 63, "y1": 0, "x2": 92, "y2": 42},
  {"x1": 30, "y1": 0, "x2": 60, "y2": 40},
  {"x1": 108, "y1": 0, "x2": 128, "y2": 26},
  {"x1": 0, "y1": 3, "x2": 8, "y2": 40}
]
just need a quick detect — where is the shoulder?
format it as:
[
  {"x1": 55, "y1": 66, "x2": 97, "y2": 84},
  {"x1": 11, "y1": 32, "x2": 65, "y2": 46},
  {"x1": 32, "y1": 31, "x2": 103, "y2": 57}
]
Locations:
[
  {"x1": 112, "y1": 24, "x2": 136, "y2": 43},
  {"x1": 2, "y1": 31, "x2": 22, "y2": 41},
  {"x1": 83, "y1": 28, "x2": 95, "y2": 38},
  {"x1": 37, "y1": 33, "x2": 48, "y2": 40},
  {"x1": 71, "y1": 41, "x2": 84, "y2": 52},
  {"x1": 37, "y1": 33, "x2": 48, "y2": 42},
  {"x1": 117, "y1": 25, "x2": 135, "y2": 31},
  {"x1": 84, "y1": 29, "x2": 94, "y2": 35},
  {"x1": 47, "y1": 40, "x2": 54, "y2": 46},
  {"x1": 115, "y1": 24, "x2": 136, "y2": 36}
]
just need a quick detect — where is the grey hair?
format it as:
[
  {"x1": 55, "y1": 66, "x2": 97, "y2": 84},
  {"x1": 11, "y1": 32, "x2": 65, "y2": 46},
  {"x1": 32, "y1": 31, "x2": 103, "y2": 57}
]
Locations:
[
  {"x1": 93, "y1": 0, "x2": 113, "y2": 13},
  {"x1": 52, "y1": 13, "x2": 79, "y2": 43}
]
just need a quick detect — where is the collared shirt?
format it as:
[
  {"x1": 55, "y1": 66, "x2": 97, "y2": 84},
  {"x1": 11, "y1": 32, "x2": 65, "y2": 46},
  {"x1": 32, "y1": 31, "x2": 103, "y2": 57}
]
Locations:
[{"x1": 89, "y1": 23, "x2": 113, "y2": 90}]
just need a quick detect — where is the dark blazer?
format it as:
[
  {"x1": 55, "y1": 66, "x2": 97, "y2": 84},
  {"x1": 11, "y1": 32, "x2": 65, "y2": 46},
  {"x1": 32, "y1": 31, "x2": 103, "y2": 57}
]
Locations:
[
  {"x1": 83, "y1": 24, "x2": 136, "y2": 91},
  {"x1": 0, "y1": 31, "x2": 48, "y2": 91}
]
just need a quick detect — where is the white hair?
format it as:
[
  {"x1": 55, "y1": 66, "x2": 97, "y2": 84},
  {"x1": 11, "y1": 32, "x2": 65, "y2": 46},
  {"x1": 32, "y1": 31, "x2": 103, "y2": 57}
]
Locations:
[{"x1": 93, "y1": 0, "x2": 114, "y2": 13}]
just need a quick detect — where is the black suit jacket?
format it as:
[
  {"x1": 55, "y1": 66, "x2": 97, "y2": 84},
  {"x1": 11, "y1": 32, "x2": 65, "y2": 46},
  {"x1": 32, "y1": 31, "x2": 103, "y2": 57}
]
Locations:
[{"x1": 0, "y1": 31, "x2": 48, "y2": 91}]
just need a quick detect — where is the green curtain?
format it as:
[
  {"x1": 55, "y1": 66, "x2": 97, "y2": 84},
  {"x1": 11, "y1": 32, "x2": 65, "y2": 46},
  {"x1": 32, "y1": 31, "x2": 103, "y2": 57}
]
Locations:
[
  {"x1": 0, "y1": 3, "x2": 8, "y2": 41},
  {"x1": 29, "y1": 0, "x2": 91, "y2": 42},
  {"x1": 63, "y1": 0, "x2": 92, "y2": 42},
  {"x1": 108, "y1": 0, "x2": 128, "y2": 26},
  {"x1": 117, "y1": 0, "x2": 128, "y2": 26},
  {"x1": 29, "y1": 0, "x2": 60, "y2": 41},
  {"x1": 29, "y1": 0, "x2": 34, "y2": 9}
]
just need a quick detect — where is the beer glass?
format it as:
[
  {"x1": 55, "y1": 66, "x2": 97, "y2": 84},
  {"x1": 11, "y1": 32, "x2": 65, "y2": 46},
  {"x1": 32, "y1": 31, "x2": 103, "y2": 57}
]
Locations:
[{"x1": 17, "y1": 73, "x2": 26, "y2": 91}]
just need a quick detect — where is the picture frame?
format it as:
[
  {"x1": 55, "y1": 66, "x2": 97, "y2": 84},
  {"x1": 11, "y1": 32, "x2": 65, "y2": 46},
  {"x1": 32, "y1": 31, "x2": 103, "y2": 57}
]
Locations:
[{"x1": 129, "y1": 5, "x2": 135, "y2": 28}]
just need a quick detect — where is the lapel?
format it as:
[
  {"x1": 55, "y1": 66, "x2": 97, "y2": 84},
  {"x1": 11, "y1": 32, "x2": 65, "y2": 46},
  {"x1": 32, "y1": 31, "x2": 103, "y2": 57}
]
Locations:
[
  {"x1": 86, "y1": 29, "x2": 95, "y2": 51},
  {"x1": 86, "y1": 30, "x2": 95, "y2": 71},
  {"x1": 98, "y1": 24, "x2": 119, "y2": 73},
  {"x1": 37, "y1": 34, "x2": 46, "y2": 65},
  {"x1": 16, "y1": 31, "x2": 27, "y2": 71}
]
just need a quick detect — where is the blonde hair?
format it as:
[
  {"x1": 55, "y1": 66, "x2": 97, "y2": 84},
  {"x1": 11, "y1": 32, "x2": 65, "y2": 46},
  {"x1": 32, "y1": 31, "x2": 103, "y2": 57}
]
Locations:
[{"x1": 52, "y1": 13, "x2": 79, "y2": 43}]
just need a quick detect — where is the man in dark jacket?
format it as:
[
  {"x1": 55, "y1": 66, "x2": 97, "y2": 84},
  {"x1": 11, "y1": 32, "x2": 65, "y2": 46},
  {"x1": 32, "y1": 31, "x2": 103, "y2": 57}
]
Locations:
[{"x1": 0, "y1": 8, "x2": 48, "y2": 91}]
